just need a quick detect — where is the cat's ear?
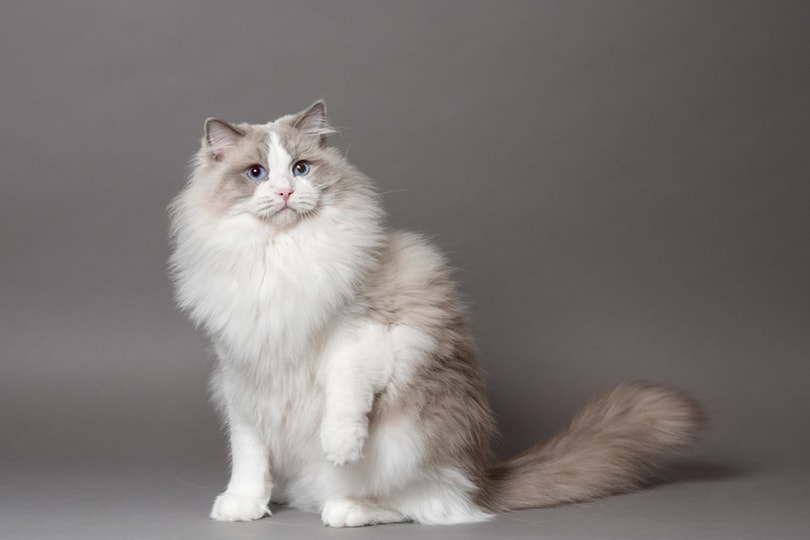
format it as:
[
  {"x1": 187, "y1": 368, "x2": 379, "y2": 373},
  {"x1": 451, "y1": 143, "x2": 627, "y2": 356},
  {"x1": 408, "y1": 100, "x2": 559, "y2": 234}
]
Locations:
[
  {"x1": 204, "y1": 118, "x2": 244, "y2": 161},
  {"x1": 292, "y1": 100, "x2": 334, "y2": 146}
]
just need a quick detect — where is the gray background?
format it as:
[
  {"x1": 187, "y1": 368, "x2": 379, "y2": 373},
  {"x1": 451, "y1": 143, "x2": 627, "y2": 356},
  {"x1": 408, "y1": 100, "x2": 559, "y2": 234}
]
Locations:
[{"x1": 1, "y1": 2, "x2": 808, "y2": 539}]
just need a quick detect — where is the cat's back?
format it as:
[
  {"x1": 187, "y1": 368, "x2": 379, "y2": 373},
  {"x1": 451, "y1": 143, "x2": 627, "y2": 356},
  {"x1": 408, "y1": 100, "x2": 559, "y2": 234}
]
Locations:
[
  {"x1": 369, "y1": 231, "x2": 459, "y2": 319},
  {"x1": 366, "y1": 230, "x2": 494, "y2": 469},
  {"x1": 366, "y1": 229, "x2": 477, "y2": 364}
]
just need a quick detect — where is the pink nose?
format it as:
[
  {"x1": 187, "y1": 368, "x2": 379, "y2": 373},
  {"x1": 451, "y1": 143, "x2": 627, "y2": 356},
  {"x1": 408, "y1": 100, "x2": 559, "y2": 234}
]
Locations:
[{"x1": 277, "y1": 188, "x2": 293, "y2": 203}]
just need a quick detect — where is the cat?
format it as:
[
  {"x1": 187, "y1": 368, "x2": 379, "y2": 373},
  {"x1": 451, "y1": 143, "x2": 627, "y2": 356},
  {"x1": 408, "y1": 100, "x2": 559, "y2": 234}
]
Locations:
[{"x1": 168, "y1": 101, "x2": 705, "y2": 527}]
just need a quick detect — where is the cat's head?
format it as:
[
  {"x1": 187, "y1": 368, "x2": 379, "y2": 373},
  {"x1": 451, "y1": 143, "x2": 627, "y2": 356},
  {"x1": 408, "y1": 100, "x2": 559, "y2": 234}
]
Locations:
[{"x1": 186, "y1": 101, "x2": 372, "y2": 230}]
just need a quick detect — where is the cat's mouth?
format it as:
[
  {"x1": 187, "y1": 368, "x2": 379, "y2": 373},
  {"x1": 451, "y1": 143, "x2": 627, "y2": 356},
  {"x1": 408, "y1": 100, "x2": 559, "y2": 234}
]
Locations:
[
  {"x1": 254, "y1": 205, "x2": 305, "y2": 227},
  {"x1": 255, "y1": 205, "x2": 295, "y2": 217}
]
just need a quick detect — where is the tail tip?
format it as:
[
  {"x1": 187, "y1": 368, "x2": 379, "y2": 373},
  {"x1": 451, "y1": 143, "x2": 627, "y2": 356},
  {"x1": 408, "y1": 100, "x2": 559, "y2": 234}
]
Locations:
[{"x1": 582, "y1": 381, "x2": 707, "y2": 449}]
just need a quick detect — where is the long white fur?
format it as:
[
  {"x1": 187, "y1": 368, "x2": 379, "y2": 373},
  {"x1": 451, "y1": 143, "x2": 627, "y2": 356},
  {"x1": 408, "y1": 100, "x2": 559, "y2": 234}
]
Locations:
[{"x1": 170, "y1": 128, "x2": 491, "y2": 526}]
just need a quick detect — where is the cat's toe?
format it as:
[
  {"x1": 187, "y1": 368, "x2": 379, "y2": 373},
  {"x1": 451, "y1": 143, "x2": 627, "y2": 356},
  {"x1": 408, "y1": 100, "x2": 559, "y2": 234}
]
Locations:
[
  {"x1": 324, "y1": 440, "x2": 364, "y2": 466},
  {"x1": 321, "y1": 419, "x2": 367, "y2": 466},
  {"x1": 321, "y1": 498, "x2": 405, "y2": 527},
  {"x1": 210, "y1": 491, "x2": 270, "y2": 522}
]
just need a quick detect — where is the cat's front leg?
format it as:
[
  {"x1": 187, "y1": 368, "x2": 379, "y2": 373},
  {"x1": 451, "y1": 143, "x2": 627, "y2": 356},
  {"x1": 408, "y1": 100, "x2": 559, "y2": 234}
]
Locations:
[
  {"x1": 321, "y1": 393, "x2": 372, "y2": 467},
  {"x1": 320, "y1": 322, "x2": 393, "y2": 466},
  {"x1": 211, "y1": 419, "x2": 272, "y2": 522}
]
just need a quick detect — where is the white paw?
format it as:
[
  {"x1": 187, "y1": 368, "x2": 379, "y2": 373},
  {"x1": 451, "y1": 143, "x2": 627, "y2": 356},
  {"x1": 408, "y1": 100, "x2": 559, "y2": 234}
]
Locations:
[
  {"x1": 210, "y1": 491, "x2": 270, "y2": 522},
  {"x1": 321, "y1": 417, "x2": 367, "y2": 466},
  {"x1": 321, "y1": 498, "x2": 405, "y2": 527}
]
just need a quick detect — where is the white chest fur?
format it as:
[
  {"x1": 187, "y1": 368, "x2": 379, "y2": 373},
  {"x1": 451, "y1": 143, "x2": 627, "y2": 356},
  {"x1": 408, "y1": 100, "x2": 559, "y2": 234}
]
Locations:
[
  {"x1": 172, "y1": 210, "x2": 373, "y2": 365},
  {"x1": 173, "y1": 214, "x2": 358, "y2": 497}
]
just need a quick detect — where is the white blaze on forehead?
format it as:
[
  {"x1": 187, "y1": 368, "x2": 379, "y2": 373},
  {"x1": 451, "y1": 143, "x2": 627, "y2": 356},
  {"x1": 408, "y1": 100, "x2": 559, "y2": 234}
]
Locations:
[{"x1": 267, "y1": 131, "x2": 292, "y2": 174}]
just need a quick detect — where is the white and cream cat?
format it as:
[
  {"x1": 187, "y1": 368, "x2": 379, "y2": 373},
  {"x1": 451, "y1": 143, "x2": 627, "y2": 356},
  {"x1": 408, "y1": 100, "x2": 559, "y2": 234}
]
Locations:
[{"x1": 168, "y1": 101, "x2": 704, "y2": 527}]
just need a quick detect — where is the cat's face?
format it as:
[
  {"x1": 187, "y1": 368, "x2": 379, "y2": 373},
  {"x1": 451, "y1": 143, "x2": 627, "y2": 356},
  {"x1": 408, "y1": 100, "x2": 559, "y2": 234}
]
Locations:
[{"x1": 194, "y1": 101, "x2": 347, "y2": 229}]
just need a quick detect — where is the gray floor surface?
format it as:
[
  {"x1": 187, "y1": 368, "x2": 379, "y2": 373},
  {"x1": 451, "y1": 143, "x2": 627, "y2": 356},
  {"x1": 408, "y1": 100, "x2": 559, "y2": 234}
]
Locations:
[{"x1": 3, "y1": 461, "x2": 808, "y2": 540}]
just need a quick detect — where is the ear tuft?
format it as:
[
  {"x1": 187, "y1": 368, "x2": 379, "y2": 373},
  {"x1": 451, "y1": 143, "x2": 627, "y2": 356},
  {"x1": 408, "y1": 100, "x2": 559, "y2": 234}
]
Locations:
[
  {"x1": 293, "y1": 100, "x2": 334, "y2": 145},
  {"x1": 204, "y1": 118, "x2": 244, "y2": 160}
]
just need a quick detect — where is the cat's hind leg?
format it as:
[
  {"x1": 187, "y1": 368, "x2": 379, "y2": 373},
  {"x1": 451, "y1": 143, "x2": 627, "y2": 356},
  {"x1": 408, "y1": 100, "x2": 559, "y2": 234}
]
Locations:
[
  {"x1": 321, "y1": 497, "x2": 408, "y2": 527},
  {"x1": 383, "y1": 468, "x2": 494, "y2": 525}
]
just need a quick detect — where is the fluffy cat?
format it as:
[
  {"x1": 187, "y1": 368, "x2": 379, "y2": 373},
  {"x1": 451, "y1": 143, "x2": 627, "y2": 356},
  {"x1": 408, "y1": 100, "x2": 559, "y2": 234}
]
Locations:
[{"x1": 168, "y1": 101, "x2": 704, "y2": 527}]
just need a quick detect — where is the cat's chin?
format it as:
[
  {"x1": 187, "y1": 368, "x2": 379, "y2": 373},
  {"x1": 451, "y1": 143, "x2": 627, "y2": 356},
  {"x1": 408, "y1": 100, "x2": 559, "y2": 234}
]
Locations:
[{"x1": 254, "y1": 207, "x2": 304, "y2": 228}]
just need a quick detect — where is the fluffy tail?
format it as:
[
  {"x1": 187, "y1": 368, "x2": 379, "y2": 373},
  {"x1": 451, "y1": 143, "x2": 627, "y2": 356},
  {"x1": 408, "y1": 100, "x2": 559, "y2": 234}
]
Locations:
[{"x1": 482, "y1": 382, "x2": 705, "y2": 511}]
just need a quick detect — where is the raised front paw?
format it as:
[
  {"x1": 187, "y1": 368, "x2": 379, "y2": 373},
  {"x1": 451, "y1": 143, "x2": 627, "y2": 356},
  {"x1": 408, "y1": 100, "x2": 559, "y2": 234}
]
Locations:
[
  {"x1": 321, "y1": 417, "x2": 368, "y2": 466},
  {"x1": 210, "y1": 491, "x2": 270, "y2": 522}
]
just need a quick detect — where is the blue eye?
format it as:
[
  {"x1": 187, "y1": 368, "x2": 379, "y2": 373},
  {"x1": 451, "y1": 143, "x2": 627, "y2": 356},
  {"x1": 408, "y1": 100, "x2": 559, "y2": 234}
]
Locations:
[
  {"x1": 246, "y1": 164, "x2": 267, "y2": 181},
  {"x1": 292, "y1": 160, "x2": 311, "y2": 177}
]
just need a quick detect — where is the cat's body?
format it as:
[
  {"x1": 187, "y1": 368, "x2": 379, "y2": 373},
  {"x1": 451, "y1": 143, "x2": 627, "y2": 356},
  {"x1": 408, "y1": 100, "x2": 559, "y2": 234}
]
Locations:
[{"x1": 169, "y1": 102, "x2": 704, "y2": 526}]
